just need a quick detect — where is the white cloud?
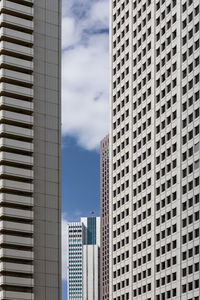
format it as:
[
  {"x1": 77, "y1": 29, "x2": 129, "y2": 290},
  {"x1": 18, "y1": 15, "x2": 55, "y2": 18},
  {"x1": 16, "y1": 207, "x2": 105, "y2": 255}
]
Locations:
[
  {"x1": 62, "y1": 0, "x2": 109, "y2": 150},
  {"x1": 89, "y1": 1, "x2": 109, "y2": 29},
  {"x1": 62, "y1": 216, "x2": 68, "y2": 280},
  {"x1": 62, "y1": 17, "x2": 79, "y2": 49}
]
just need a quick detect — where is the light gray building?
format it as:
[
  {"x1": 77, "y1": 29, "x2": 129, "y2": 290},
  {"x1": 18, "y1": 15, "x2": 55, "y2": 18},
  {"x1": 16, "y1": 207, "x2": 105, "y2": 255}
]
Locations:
[
  {"x1": 67, "y1": 222, "x2": 83, "y2": 300},
  {"x1": 0, "y1": 1, "x2": 61, "y2": 300},
  {"x1": 82, "y1": 243, "x2": 100, "y2": 300},
  {"x1": 67, "y1": 217, "x2": 100, "y2": 300},
  {"x1": 110, "y1": 0, "x2": 200, "y2": 300}
]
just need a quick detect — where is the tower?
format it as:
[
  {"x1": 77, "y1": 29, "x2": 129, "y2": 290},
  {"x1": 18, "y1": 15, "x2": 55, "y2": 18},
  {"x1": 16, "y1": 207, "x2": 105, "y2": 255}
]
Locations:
[
  {"x1": 100, "y1": 135, "x2": 109, "y2": 300},
  {"x1": 67, "y1": 217, "x2": 100, "y2": 300},
  {"x1": 110, "y1": 0, "x2": 200, "y2": 299},
  {"x1": 0, "y1": 1, "x2": 61, "y2": 299}
]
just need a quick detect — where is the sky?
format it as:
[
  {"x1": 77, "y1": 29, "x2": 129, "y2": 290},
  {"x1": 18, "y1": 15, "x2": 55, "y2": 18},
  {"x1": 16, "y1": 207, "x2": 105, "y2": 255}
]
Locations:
[{"x1": 61, "y1": 0, "x2": 109, "y2": 299}]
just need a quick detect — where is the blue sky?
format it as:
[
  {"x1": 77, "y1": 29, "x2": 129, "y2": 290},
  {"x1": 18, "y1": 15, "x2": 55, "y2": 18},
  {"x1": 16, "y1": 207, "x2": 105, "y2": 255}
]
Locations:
[
  {"x1": 62, "y1": 0, "x2": 109, "y2": 150},
  {"x1": 62, "y1": 137, "x2": 100, "y2": 299},
  {"x1": 62, "y1": 136, "x2": 100, "y2": 220},
  {"x1": 61, "y1": 0, "x2": 109, "y2": 298}
]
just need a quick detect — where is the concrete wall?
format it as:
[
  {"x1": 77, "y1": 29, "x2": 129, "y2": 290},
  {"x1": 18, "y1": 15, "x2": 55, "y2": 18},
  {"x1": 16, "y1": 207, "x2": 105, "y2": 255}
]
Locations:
[{"x1": 33, "y1": 1, "x2": 61, "y2": 299}]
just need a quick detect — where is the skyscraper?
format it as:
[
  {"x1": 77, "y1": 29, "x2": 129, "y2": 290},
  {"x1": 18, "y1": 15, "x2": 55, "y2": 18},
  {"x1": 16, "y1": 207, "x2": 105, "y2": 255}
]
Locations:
[
  {"x1": 67, "y1": 222, "x2": 83, "y2": 300},
  {"x1": 82, "y1": 217, "x2": 100, "y2": 300},
  {"x1": 110, "y1": 1, "x2": 200, "y2": 300},
  {"x1": 0, "y1": 1, "x2": 61, "y2": 299},
  {"x1": 100, "y1": 135, "x2": 109, "y2": 300},
  {"x1": 67, "y1": 217, "x2": 100, "y2": 300}
]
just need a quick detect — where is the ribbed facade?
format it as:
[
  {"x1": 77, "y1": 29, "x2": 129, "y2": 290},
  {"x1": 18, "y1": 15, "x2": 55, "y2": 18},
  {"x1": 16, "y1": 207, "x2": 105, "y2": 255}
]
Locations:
[
  {"x1": 100, "y1": 135, "x2": 109, "y2": 300},
  {"x1": 110, "y1": 0, "x2": 200, "y2": 300},
  {"x1": 0, "y1": 1, "x2": 61, "y2": 299}
]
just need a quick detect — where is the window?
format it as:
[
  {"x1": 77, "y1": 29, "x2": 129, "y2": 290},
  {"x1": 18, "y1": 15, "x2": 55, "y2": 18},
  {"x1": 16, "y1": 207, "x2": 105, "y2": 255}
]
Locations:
[
  {"x1": 195, "y1": 142, "x2": 199, "y2": 153},
  {"x1": 195, "y1": 160, "x2": 200, "y2": 170}
]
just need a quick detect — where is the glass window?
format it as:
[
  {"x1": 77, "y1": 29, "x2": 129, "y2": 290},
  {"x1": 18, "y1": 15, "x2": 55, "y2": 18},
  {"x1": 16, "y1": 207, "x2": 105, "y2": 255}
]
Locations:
[
  {"x1": 195, "y1": 160, "x2": 200, "y2": 170},
  {"x1": 195, "y1": 142, "x2": 199, "y2": 153}
]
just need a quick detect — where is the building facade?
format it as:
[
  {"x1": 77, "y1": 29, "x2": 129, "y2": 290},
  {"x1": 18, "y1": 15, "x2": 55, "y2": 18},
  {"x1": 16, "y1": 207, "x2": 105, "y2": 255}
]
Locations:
[
  {"x1": 100, "y1": 135, "x2": 110, "y2": 300},
  {"x1": 82, "y1": 243, "x2": 100, "y2": 300},
  {"x1": 0, "y1": 1, "x2": 61, "y2": 299},
  {"x1": 67, "y1": 222, "x2": 83, "y2": 300},
  {"x1": 110, "y1": 0, "x2": 200, "y2": 300},
  {"x1": 67, "y1": 217, "x2": 100, "y2": 300}
]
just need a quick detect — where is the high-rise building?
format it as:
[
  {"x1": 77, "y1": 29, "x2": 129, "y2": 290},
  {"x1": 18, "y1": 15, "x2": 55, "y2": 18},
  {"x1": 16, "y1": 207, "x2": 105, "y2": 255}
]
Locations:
[
  {"x1": 100, "y1": 135, "x2": 109, "y2": 300},
  {"x1": 0, "y1": 1, "x2": 61, "y2": 299},
  {"x1": 110, "y1": 1, "x2": 200, "y2": 300},
  {"x1": 82, "y1": 217, "x2": 100, "y2": 300},
  {"x1": 67, "y1": 222, "x2": 83, "y2": 300},
  {"x1": 67, "y1": 217, "x2": 100, "y2": 300}
]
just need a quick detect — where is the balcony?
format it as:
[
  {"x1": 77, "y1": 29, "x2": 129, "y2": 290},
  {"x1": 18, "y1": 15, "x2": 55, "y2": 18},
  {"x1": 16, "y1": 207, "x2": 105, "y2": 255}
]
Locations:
[
  {"x1": 0, "y1": 96, "x2": 34, "y2": 112},
  {"x1": 0, "y1": 13, "x2": 33, "y2": 31},
  {"x1": 0, "y1": 27, "x2": 33, "y2": 46},
  {"x1": 0, "y1": 82, "x2": 33, "y2": 99},
  {"x1": 0, "y1": 0, "x2": 33, "y2": 19},
  {"x1": 0, "y1": 179, "x2": 33, "y2": 193},
  {"x1": 0, "y1": 234, "x2": 33, "y2": 247},
  {"x1": 0, "y1": 206, "x2": 33, "y2": 220},
  {"x1": 0, "y1": 55, "x2": 33, "y2": 72},
  {"x1": 0, "y1": 193, "x2": 33, "y2": 206},
  {"x1": 0, "y1": 69, "x2": 33, "y2": 86},
  {"x1": 0, "y1": 111, "x2": 33, "y2": 127},
  {"x1": 0, "y1": 276, "x2": 34, "y2": 287},
  {"x1": 0, "y1": 41, "x2": 34, "y2": 59},
  {"x1": 0, "y1": 261, "x2": 33, "y2": 273},
  {"x1": 0, "y1": 290, "x2": 34, "y2": 300},
  {"x1": 0, "y1": 124, "x2": 33, "y2": 139},
  {"x1": 0, "y1": 248, "x2": 33, "y2": 260},
  {"x1": 0, "y1": 137, "x2": 33, "y2": 152},
  {"x1": 0, "y1": 220, "x2": 33, "y2": 233}
]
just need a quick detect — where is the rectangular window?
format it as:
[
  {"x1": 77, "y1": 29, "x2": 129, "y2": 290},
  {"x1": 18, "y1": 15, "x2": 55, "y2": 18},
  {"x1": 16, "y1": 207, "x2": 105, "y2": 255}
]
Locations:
[
  {"x1": 195, "y1": 160, "x2": 200, "y2": 170},
  {"x1": 195, "y1": 142, "x2": 199, "y2": 152}
]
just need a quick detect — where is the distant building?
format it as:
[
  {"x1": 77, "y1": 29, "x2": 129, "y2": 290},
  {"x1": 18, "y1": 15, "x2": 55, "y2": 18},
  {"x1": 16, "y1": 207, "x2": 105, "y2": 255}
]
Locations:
[
  {"x1": 100, "y1": 135, "x2": 109, "y2": 300},
  {"x1": 82, "y1": 217, "x2": 100, "y2": 300},
  {"x1": 67, "y1": 222, "x2": 83, "y2": 299},
  {"x1": 67, "y1": 217, "x2": 100, "y2": 300}
]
